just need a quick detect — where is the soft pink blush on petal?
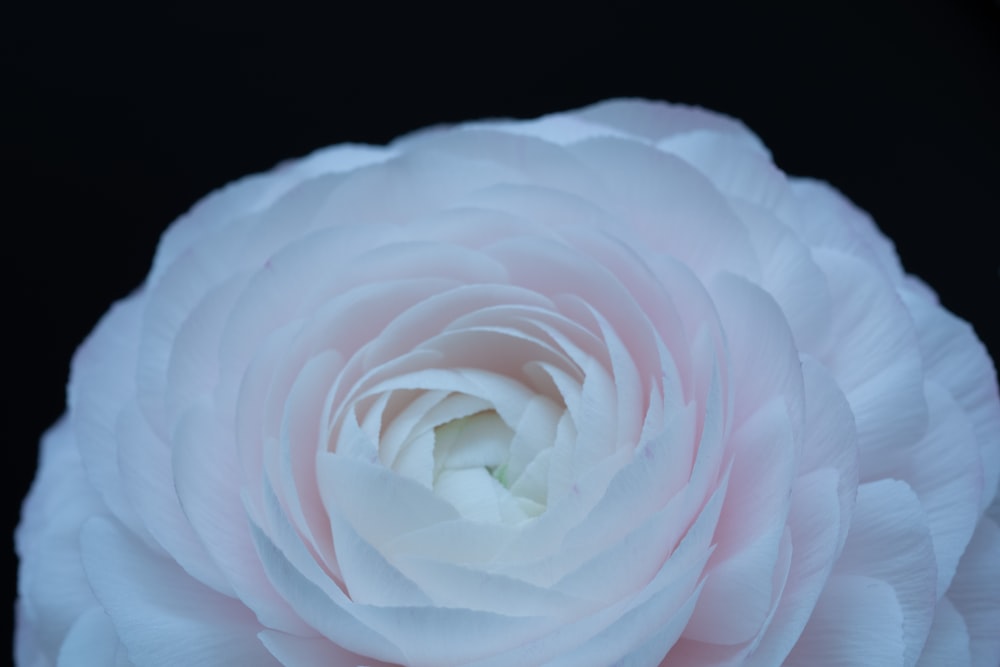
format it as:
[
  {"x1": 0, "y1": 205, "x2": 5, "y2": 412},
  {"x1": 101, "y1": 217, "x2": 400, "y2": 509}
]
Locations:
[{"x1": 15, "y1": 99, "x2": 1000, "y2": 666}]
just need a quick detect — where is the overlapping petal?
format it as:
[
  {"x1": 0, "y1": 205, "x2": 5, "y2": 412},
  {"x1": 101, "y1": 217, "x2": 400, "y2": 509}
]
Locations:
[{"x1": 16, "y1": 99, "x2": 999, "y2": 666}]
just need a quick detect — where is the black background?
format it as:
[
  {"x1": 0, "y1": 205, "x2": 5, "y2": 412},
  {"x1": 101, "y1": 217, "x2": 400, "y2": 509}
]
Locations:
[{"x1": 3, "y1": 0, "x2": 998, "y2": 657}]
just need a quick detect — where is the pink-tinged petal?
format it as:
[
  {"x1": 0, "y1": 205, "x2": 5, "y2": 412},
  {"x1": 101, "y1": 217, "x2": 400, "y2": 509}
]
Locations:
[
  {"x1": 559, "y1": 474, "x2": 725, "y2": 665},
  {"x1": 834, "y1": 480, "x2": 937, "y2": 667},
  {"x1": 560, "y1": 232, "x2": 692, "y2": 409},
  {"x1": 812, "y1": 249, "x2": 927, "y2": 476},
  {"x1": 684, "y1": 400, "x2": 796, "y2": 645},
  {"x1": 786, "y1": 574, "x2": 906, "y2": 667},
  {"x1": 709, "y1": 273, "x2": 805, "y2": 438},
  {"x1": 747, "y1": 470, "x2": 842, "y2": 666},
  {"x1": 467, "y1": 483, "x2": 721, "y2": 667},
  {"x1": 254, "y1": 507, "x2": 559, "y2": 667},
  {"x1": 482, "y1": 236, "x2": 664, "y2": 373},
  {"x1": 666, "y1": 531, "x2": 789, "y2": 665},
  {"x1": 915, "y1": 598, "x2": 971, "y2": 667},
  {"x1": 172, "y1": 405, "x2": 308, "y2": 634},
  {"x1": 553, "y1": 467, "x2": 715, "y2": 606},
  {"x1": 489, "y1": 448, "x2": 631, "y2": 581},
  {"x1": 946, "y1": 516, "x2": 1000, "y2": 667},
  {"x1": 712, "y1": 399, "x2": 796, "y2": 557},
  {"x1": 80, "y1": 518, "x2": 279, "y2": 666},
  {"x1": 567, "y1": 137, "x2": 758, "y2": 279},
  {"x1": 540, "y1": 586, "x2": 702, "y2": 667},
  {"x1": 233, "y1": 319, "x2": 303, "y2": 526},
  {"x1": 259, "y1": 631, "x2": 398, "y2": 667},
  {"x1": 749, "y1": 360, "x2": 859, "y2": 665},
  {"x1": 367, "y1": 283, "x2": 554, "y2": 375},
  {"x1": 275, "y1": 348, "x2": 345, "y2": 569},
  {"x1": 904, "y1": 288, "x2": 1000, "y2": 512},
  {"x1": 248, "y1": 513, "x2": 405, "y2": 664},
  {"x1": 57, "y1": 608, "x2": 132, "y2": 667},
  {"x1": 552, "y1": 405, "x2": 696, "y2": 574},
  {"x1": 216, "y1": 224, "x2": 422, "y2": 385},
  {"x1": 256, "y1": 470, "x2": 345, "y2": 593}
]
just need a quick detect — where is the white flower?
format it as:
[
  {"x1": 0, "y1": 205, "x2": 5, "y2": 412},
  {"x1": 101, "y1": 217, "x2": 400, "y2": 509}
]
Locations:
[{"x1": 16, "y1": 99, "x2": 1000, "y2": 666}]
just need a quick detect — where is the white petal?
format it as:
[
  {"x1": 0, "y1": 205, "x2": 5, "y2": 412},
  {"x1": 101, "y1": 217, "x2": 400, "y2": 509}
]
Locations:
[
  {"x1": 658, "y1": 130, "x2": 789, "y2": 211},
  {"x1": 834, "y1": 480, "x2": 937, "y2": 667},
  {"x1": 567, "y1": 136, "x2": 758, "y2": 278},
  {"x1": 57, "y1": 608, "x2": 131, "y2": 667},
  {"x1": 731, "y1": 200, "x2": 833, "y2": 354},
  {"x1": 796, "y1": 358, "x2": 859, "y2": 554},
  {"x1": 946, "y1": 516, "x2": 1000, "y2": 667},
  {"x1": 684, "y1": 400, "x2": 796, "y2": 645},
  {"x1": 904, "y1": 383, "x2": 983, "y2": 596},
  {"x1": 80, "y1": 518, "x2": 279, "y2": 666},
  {"x1": 905, "y1": 288, "x2": 1000, "y2": 513},
  {"x1": 68, "y1": 294, "x2": 148, "y2": 537},
  {"x1": 787, "y1": 574, "x2": 905, "y2": 667},
  {"x1": 813, "y1": 249, "x2": 927, "y2": 478},
  {"x1": 327, "y1": 506, "x2": 432, "y2": 607},
  {"x1": 150, "y1": 142, "x2": 393, "y2": 282},
  {"x1": 915, "y1": 597, "x2": 971, "y2": 667},
  {"x1": 392, "y1": 556, "x2": 581, "y2": 617},
  {"x1": 466, "y1": 113, "x2": 635, "y2": 145},
  {"x1": 747, "y1": 469, "x2": 843, "y2": 666},
  {"x1": 433, "y1": 467, "x2": 507, "y2": 523},
  {"x1": 249, "y1": 516, "x2": 407, "y2": 663},
  {"x1": 172, "y1": 405, "x2": 307, "y2": 634},
  {"x1": 784, "y1": 178, "x2": 904, "y2": 285},
  {"x1": 748, "y1": 360, "x2": 859, "y2": 665},
  {"x1": 16, "y1": 420, "x2": 105, "y2": 660},
  {"x1": 709, "y1": 273, "x2": 805, "y2": 438},
  {"x1": 116, "y1": 401, "x2": 230, "y2": 595},
  {"x1": 317, "y1": 450, "x2": 458, "y2": 549},
  {"x1": 577, "y1": 98, "x2": 767, "y2": 151}
]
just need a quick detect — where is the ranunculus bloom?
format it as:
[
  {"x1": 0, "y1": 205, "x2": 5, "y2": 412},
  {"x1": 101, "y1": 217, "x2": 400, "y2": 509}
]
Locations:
[{"x1": 16, "y1": 99, "x2": 1000, "y2": 666}]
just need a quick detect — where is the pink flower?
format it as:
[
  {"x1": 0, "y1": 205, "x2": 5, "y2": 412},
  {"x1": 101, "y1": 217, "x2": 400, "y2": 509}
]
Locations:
[{"x1": 16, "y1": 99, "x2": 1000, "y2": 666}]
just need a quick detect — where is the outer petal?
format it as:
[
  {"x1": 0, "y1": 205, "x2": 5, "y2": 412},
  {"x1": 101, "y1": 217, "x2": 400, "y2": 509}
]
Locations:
[
  {"x1": 946, "y1": 516, "x2": 1000, "y2": 667},
  {"x1": 16, "y1": 419, "x2": 107, "y2": 664},
  {"x1": 80, "y1": 518, "x2": 279, "y2": 666},
  {"x1": 915, "y1": 598, "x2": 971, "y2": 667}
]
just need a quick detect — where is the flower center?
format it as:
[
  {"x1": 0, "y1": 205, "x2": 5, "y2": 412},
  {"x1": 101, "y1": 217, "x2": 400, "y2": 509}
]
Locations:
[
  {"x1": 428, "y1": 409, "x2": 549, "y2": 523},
  {"x1": 433, "y1": 410, "x2": 512, "y2": 488},
  {"x1": 368, "y1": 383, "x2": 566, "y2": 525}
]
